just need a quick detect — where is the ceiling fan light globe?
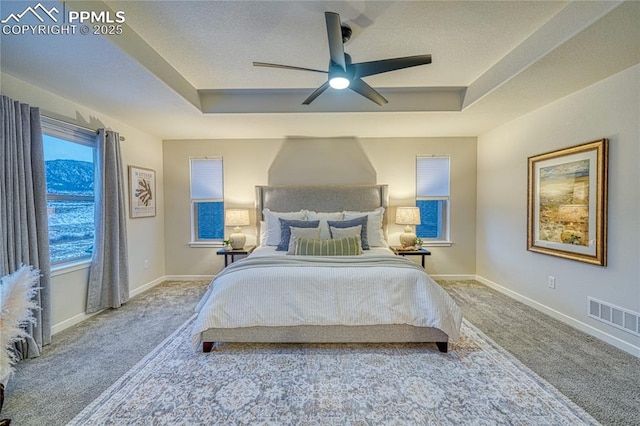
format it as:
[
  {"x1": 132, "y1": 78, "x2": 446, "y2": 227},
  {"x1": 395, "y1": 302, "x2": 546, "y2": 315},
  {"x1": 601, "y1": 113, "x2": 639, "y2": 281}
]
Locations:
[{"x1": 329, "y1": 77, "x2": 350, "y2": 90}]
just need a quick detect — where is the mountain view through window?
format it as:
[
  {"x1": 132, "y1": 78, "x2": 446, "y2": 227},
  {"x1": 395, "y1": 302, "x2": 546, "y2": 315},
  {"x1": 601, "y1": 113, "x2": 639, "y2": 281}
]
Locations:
[{"x1": 43, "y1": 133, "x2": 95, "y2": 264}]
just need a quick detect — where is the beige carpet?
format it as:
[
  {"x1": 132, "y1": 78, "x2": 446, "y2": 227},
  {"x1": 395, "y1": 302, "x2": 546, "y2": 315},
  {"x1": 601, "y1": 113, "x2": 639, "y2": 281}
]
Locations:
[
  {"x1": 68, "y1": 316, "x2": 598, "y2": 425},
  {"x1": 5, "y1": 280, "x2": 638, "y2": 425}
]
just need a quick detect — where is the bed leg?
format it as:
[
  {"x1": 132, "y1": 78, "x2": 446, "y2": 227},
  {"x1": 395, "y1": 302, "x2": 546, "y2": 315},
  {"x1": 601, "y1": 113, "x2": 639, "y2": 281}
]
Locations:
[
  {"x1": 436, "y1": 341, "x2": 448, "y2": 353},
  {"x1": 203, "y1": 341, "x2": 214, "y2": 353}
]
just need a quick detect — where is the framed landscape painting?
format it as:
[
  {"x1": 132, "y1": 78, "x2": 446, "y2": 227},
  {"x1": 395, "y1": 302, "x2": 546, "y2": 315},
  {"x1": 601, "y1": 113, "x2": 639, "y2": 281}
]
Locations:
[
  {"x1": 129, "y1": 166, "x2": 156, "y2": 218},
  {"x1": 527, "y1": 139, "x2": 608, "y2": 266}
]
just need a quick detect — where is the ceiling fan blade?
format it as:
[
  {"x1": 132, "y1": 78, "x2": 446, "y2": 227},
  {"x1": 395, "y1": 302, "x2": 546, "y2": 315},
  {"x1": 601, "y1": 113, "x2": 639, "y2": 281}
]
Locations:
[
  {"x1": 349, "y1": 78, "x2": 388, "y2": 106},
  {"x1": 325, "y1": 12, "x2": 346, "y2": 71},
  {"x1": 302, "y1": 81, "x2": 331, "y2": 105},
  {"x1": 253, "y1": 62, "x2": 327, "y2": 74},
  {"x1": 353, "y1": 54, "x2": 432, "y2": 78}
]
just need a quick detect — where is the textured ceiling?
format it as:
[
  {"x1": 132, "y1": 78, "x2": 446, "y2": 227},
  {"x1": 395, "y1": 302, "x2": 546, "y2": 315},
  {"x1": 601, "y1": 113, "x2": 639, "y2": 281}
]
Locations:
[
  {"x1": 0, "y1": 0, "x2": 638, "y2": 139},
  {"x1": 110, "y1": 1, "x2": 565, "y2": 88}
]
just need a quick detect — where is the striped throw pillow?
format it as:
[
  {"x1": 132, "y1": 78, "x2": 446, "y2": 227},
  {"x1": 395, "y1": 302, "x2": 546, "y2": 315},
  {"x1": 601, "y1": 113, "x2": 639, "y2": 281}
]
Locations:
[{"x1": 294, "y1": 236, "x2": 362, "y2": 256}]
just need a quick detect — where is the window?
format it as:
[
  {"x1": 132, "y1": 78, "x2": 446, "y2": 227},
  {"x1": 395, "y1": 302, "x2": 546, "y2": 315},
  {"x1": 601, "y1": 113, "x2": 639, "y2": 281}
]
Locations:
[
  {"x1": 190, "y1": 158, "x2": 224, "y2": 243},
  {"x1": 416, "y1": 155, "x2": 450, "y2": 243},
  {"x1": 42, "y1": 117, "x2": 97, "y2": 264}
]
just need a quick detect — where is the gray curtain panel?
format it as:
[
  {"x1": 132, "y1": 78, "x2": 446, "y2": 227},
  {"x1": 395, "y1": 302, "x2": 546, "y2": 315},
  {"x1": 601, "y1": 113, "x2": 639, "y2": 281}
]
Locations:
[
  {"x1": 87, "y1": 129, "x2": 129, "y2": 313},
  {"x1": 0, "y1": 95, "x2": 52, "y2": 359}
]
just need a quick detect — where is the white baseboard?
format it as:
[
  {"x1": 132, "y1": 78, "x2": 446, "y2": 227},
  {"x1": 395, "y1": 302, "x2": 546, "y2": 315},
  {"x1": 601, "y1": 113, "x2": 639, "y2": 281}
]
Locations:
[
  {"x1": 52, "y1": 275, "x2": 169, "y2": 335},
  {"x1": 52, "y1": 310, "x2": 101, "y2": 335},
  {"x1": 164, "y1": 275, "x2": 215, "y2": 281},
  {"x1": 475, "y1": 275, "x2": 640, "y2": 358},
  {"x1": 129, "y1": 275, "x2": 167, "y2": 298},
  {"x1": 431, "y1": 274, "x2": 476, "y2": 281}
]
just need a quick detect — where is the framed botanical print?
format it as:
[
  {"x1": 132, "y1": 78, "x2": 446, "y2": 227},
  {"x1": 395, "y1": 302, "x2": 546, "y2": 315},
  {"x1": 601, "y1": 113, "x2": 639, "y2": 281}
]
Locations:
[
  {"x1": 128, "y1": 166, "x2": 156, "y2": 218},
  {"x1": 527, "y1": 139, "x2": 608, "y2": 266}
]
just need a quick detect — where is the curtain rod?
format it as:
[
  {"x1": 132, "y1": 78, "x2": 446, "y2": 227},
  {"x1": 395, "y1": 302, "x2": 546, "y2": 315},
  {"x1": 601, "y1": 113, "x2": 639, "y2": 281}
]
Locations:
[{"x1": 42, "y1": 115, "x2": 126, "y2": 141}]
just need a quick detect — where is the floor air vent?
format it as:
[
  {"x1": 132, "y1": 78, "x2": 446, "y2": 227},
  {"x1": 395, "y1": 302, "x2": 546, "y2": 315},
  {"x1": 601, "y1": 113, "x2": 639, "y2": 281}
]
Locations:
[{"x1": 588, "y1": 297, "x2": 640, "y2": 337}]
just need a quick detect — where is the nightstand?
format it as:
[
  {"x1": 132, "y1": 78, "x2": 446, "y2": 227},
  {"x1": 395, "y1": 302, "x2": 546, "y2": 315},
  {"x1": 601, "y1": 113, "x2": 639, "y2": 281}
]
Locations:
[
  {"x1": 392, "y1": 247, "x2": 431, "y2": 268},
  {"x1": 217, "y1": 245, "x2": 256, "y2": 267}
]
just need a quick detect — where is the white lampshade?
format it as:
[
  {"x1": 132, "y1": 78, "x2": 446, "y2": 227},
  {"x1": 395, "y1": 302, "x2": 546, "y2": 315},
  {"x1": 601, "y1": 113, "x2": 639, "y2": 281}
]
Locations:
[
  {"x1": 225, "y1": 209, "x2": 250, "y2": 227},
  {"x1": 395, "y1": 207, "x2": 421, "y2": 226},
  {"x1": 225, "y1": 209, "x2": 250, "y2": 249},
  {"x1": 395, "y1": 207, "x2": 421, "y2": 248}
]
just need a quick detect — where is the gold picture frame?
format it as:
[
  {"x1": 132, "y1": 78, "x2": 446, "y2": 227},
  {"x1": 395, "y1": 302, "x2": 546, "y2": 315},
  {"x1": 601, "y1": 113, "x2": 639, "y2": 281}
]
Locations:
[
  {"x1": 527, "y1": 139, "x2": 608, "y2": 266},
  {"x1": 128, "y1": 165, "x2": 156, "y2": 218}
]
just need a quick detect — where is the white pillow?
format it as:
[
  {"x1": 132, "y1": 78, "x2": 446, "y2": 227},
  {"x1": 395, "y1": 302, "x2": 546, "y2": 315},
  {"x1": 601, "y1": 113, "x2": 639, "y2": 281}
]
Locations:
[
  {"x1": 287, "y1": 226, "x2": 321, "y2": 254},
  {"x1": 263, "y1": 209, "x2": 307, "y2": 246},
  {"x1": 306, "y1": 211, "x2": 344, "y2": 240},
  {"x1": 259, "y1": 221, "x2": 268, "y2": 246},
  {"x1": 343, "y1": 207, "x2": 387, "y2": 247},
  {"x1": 329, "y1": 225, "x2": 362, "y2": 240}
]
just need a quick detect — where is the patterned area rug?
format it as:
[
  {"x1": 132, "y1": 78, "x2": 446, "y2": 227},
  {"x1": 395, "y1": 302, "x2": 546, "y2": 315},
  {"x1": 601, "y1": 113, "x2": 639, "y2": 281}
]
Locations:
[{"x1": 68, "y1": 317, "x2": 598, "y2": 425}]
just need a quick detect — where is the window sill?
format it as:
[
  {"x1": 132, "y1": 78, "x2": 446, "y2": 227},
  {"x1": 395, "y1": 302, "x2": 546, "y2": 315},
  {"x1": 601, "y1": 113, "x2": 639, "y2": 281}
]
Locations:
[
  {"x1": 421, "y1": 241, "x2": 453, "y2": 247},
  {"x1": 51, "y1": 259, "x2": 91, "y2": 277},
  {"x1": 189, "y1": 241, "x2": 223, "y2": 248}
]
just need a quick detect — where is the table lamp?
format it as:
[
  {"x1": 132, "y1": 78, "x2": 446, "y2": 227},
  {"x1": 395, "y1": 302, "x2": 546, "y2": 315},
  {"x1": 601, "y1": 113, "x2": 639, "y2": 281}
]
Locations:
[
  {"x1": 225, "y1": 209, "x2": 250, "y2": 249},
  {"x1": 395, "y1": 207, "x2": 421, "y2": 248}
]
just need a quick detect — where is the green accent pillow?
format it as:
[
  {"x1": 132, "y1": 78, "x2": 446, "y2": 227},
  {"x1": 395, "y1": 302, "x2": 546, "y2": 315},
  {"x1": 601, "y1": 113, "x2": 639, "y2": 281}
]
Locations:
[{"x1": 294, "y1": 236, "x2": 362, "y2": 256}]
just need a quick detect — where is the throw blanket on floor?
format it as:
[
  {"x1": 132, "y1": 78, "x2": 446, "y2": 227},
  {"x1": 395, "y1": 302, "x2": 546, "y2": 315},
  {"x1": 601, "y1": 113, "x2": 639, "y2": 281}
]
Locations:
[{"x1": 192, "y1": 255, "x2": 462, "y2": 348}]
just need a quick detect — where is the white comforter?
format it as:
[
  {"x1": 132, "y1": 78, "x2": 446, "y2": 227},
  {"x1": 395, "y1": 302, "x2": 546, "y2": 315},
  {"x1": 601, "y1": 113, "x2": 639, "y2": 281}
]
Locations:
[{"x1": 192, "y1": 247, "x2": 462, "y2": 347}]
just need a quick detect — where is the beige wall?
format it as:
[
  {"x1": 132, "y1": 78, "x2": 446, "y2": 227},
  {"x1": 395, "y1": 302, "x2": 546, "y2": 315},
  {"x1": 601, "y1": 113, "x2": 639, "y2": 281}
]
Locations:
[
  {"x1": 1, "y1": 73, "x2": 166, "y2": 333},
  {"x1": 476, "y1": 65, "x2": 640, "y2": 355},
  {"x1": 163, "y1": 136, "x2": 477, "y2": 277},
  {"x1": 4, "y1": 62, "x2": 637, "y2": 357}
]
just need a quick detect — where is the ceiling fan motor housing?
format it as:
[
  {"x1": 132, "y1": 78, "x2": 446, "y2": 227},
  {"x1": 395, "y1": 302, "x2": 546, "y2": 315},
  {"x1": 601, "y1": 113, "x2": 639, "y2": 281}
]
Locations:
[
  {"x1": 341, "y1": 24, "x2": 352, "y2": 43},
  {"x1": 328, "y1": 62, "x2": 354, "y2": 89}
]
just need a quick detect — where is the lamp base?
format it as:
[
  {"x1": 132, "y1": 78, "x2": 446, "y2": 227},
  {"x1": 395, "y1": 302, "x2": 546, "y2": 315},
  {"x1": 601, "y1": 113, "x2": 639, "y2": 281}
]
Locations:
[
  {"x1": 229, "y1": 227, "x2": 246, "y2": 249},
  {"x1": 399, "y1": 228, "x2": 417, "y2": 248}
]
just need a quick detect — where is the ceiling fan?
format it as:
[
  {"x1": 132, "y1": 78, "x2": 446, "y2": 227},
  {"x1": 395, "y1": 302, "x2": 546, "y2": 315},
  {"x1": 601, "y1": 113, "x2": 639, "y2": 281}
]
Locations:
[{"x1": 253, "y1": 11, "x2": 432, "y2": 106}]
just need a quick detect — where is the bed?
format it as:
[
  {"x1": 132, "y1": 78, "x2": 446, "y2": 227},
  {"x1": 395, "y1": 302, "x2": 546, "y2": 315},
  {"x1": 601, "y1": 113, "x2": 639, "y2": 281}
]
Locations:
[{"x1": 192, "y1": 185, "x2": 462, "y2": 353}]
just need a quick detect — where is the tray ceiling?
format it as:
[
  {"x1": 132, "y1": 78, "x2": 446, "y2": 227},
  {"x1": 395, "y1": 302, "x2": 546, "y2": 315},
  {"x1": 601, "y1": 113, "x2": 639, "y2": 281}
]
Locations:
[{"x1": 1, "y1": 1, "x2": 638, "y2": 139}]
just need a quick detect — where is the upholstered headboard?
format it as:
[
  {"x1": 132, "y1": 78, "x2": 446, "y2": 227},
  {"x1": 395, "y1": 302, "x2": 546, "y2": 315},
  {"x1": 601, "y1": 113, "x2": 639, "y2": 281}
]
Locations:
[{"x1": 255, "y1": 184, "x2": 389, "y2": 245}]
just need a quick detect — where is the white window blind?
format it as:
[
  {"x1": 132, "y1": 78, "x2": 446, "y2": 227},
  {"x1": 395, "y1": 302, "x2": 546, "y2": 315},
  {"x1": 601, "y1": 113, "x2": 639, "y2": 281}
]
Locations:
[
  {"x1": 190, "y1": 158, "x2": 223, "y2": 200},
  {"x1": 416, "y1": 155, "x2": 451, "y2": 243},
  {"x1": 417, "y1": 156, "x2": 450, "y2": 197}
]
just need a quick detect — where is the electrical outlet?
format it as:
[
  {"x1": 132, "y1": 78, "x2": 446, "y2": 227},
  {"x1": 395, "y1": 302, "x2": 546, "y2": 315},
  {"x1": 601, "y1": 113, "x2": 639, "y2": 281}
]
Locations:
[
  {"x1": 144, "y1": 259, "x2": 149, "y2": 269},
  {"x1": 548, "y1": 276, "x2": 556, "y2": 289}
]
